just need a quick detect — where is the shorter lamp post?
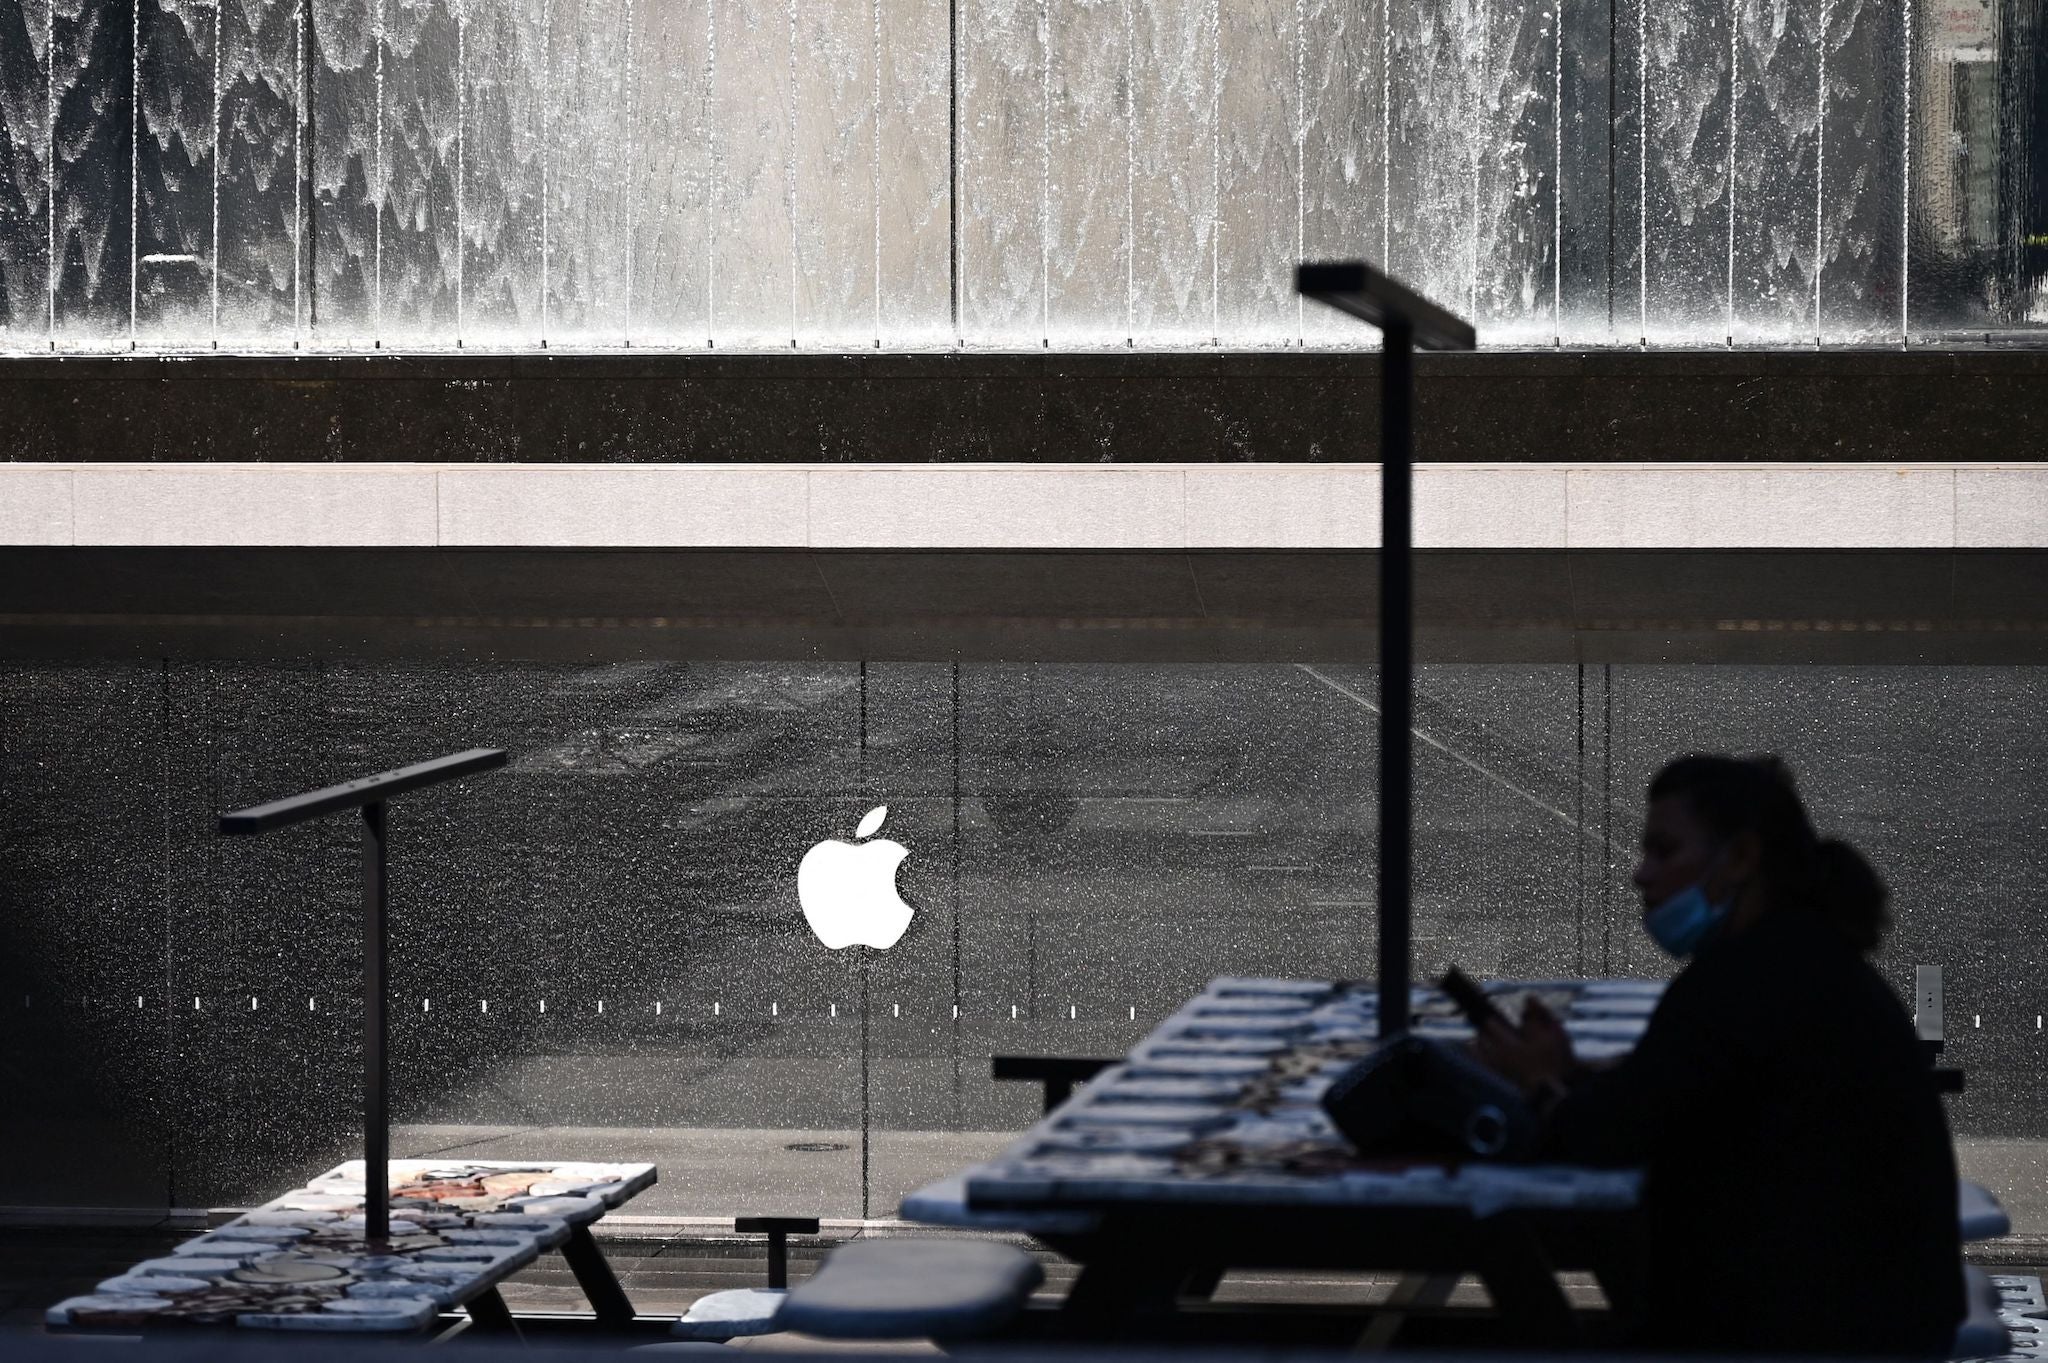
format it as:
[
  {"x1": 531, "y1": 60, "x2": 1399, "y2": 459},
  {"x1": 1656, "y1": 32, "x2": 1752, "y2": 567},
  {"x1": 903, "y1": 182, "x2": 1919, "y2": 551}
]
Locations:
[
  {"x1": 1296, "y1": 261, "x2": 1476, "y2": 1040},
  {"x1": 219, "y1": 747, "x2": 508, "y2": 1243}
]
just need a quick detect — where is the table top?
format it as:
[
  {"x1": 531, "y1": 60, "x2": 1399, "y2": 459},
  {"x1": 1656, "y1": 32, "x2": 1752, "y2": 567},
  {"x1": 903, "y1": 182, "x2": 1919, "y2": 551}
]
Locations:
[
  {"x1": 48, "y1": 1159, "x2": 657, "y2": 1332},
  {"x1": 955, "y1": 976, "x2": 1661, "y2": 1224}
]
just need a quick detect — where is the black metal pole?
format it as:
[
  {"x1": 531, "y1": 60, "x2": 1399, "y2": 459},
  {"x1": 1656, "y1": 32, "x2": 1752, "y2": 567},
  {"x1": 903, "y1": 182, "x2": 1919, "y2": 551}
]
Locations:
[
  {"x1": 1295, "y1": 263, "x2": 1470, "y2": 1039},
  {"x1": 220, "y1": 749, "x2": 505, "y2": 1245},
  {"x1": 363, "y1": 799, "x2": 389, "y2": 1244},
  {"x1": 1378, "y1": 321, "x2": 1414, "y2": 1039}
]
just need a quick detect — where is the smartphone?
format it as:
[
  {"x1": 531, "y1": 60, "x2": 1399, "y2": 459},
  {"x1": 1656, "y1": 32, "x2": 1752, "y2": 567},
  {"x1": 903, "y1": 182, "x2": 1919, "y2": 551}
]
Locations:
[{"x1": 1438, "y1": 966, "x2": 1510, "y2": 1032}]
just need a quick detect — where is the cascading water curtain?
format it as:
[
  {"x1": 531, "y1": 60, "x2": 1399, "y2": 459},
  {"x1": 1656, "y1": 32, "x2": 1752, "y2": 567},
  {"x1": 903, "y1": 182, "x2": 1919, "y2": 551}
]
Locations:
[{"x1": 0, "y1": 0, "x2": 2039, "y2": 353}]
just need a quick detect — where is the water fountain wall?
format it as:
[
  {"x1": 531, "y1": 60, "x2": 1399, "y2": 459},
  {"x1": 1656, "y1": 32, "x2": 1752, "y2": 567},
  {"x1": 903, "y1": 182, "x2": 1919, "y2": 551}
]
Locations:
[
  {"x1": 0, "y1": 0, "x2": 2040, "y2": 352},
  {"x1": 1816, "y1": 0, "x2": 1900, "y2": 341},
  {"x1": 464, "y1": 0, "x2": 546, "y2": 339},
  {"x1": 217, "y1": 0, "x2": 301, "y2": 343},
  {"x1": 957, "y1": 0, "x2": 1040, "y2": 345}
]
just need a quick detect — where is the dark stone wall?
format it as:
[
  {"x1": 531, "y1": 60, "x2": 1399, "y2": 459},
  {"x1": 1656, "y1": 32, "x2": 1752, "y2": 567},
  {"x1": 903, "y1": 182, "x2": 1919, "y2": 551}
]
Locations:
[
  {"x1": 1, "y1": 350, "x2": 2045, "y2": 464},
  {"x1": 7, "y1": 548, "x2": 2048, "y2": 666},
  {"x1": 8, "y1": 350, "x2": 2048, "y2": 1220},
  {"x1": 5, "y1": 654, "x2": 2048, "y2": 1218}
]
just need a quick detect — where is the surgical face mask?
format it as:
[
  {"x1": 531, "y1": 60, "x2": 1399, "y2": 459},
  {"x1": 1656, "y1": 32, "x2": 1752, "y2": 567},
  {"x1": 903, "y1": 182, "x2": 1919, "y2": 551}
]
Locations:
[{"x1": 1642, "y1": 876, "x2": 1733, "y2": 959}]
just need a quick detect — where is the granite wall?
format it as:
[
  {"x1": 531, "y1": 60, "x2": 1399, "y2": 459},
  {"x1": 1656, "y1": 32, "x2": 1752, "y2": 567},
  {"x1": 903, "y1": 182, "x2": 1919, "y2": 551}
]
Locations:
[
  {"x1": 5, "y1": 654, "x2": 2046, "y2": 1218},
  {"x1": 2, "y1": 352, "x2": 2047, "y2": 466}
]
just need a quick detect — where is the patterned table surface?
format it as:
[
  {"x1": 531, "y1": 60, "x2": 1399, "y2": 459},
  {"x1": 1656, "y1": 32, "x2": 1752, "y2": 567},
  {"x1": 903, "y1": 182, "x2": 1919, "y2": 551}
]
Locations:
[
  {"x1": 49, "y1": 1159, "x2": 657, "y2": 1333},
  {"x1": 956, "y1": 976, "x2": 1664, "y2": 1222}
]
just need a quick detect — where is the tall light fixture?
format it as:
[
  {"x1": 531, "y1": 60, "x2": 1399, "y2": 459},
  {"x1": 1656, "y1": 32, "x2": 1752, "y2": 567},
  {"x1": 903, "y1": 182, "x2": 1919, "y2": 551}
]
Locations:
[
  {"x1": 1297, "y1": 262, "x2": 1476, "y2": 1038},
  {"x1": 219, "y1": 748, "x2": 508, "y2": 1242}
]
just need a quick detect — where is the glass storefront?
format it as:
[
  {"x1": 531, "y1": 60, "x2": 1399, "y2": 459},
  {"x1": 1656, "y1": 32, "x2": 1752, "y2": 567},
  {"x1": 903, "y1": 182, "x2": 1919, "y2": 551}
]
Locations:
[
  {"x1": 0, "y1": 0, "x2": 2043, "y2": 351},
  {"x1": 6, "y1": 657, "x2": 2046, "y2": 1221}
]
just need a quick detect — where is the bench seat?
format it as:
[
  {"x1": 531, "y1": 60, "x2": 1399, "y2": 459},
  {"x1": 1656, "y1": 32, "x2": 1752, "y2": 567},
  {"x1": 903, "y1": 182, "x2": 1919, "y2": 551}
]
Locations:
[
  {"x1": 670, "y1": 1287, "x2": 787, "y2": 1340},
  {"x1": 776, "y1": 1240, "x2": 1042, "y2": 1340},
  {"x1": 1960, "y1": 1181, "x2": 2012, "y2": 1242}
]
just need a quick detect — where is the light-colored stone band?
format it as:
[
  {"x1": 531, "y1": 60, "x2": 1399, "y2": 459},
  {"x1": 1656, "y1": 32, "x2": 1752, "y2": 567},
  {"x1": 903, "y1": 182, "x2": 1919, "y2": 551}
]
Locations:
[{"x1": 3, "y1": 463, "x2": 2044, "y2": 550}]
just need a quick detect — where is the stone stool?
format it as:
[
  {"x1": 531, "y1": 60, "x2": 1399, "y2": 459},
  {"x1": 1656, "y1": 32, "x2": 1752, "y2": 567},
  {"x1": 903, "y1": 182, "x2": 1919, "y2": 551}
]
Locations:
[
  {"x1": 775, "y1": 1239, "x2": 1042, "y2": 1341},
  {"x1": 661, "y1": 1216, "x2": 820, "y2": 1343}
]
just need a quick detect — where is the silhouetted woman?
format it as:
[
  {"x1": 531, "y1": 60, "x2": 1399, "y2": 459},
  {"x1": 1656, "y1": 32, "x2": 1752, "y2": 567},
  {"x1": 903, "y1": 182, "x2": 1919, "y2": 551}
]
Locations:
[{"x1": 1478, "y1": 754, "x2": 1963, "y2": 1355}]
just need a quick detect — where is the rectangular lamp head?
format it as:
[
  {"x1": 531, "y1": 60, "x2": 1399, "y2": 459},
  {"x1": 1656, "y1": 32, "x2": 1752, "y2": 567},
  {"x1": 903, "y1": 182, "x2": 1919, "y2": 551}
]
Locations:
[
  {"x1": 1296, "y1": 261, "x2": 1477, "y2": 352},
  {"x1": 219, "y1": 748, "x2": 509, "y2": 835}
]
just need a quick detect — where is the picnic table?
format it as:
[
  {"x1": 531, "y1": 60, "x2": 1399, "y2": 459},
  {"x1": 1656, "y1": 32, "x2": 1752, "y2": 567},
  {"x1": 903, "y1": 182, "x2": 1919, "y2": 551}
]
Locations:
[
  {"x1": 48, "y1": 1159, "x2": 656, "y2": 1335},
  {"x1": 908, "y1": 974, "x2": 1665, "y2": 1345}
]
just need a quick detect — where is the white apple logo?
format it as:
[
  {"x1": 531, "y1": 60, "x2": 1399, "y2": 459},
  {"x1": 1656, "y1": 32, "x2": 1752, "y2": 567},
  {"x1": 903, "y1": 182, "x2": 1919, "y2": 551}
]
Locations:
[{"x1": 798, "y1": 805, "x2": 914, "y2": 950}]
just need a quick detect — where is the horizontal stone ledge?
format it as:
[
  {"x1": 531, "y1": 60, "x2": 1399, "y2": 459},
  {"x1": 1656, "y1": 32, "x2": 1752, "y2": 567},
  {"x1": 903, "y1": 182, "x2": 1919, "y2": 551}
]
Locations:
[
  {"x1": 0, "y1": 350, "x2": 2044, "y2": 467},
  {"x1": 6, "y1": 547, "x2": 2047, "y2": 665},
  {"x1": 6, "y1": 462, "x2": 2048, "y2": 550},
  {"x1": 3, "y1": 349, "x2": 2047, "y2": 384}
]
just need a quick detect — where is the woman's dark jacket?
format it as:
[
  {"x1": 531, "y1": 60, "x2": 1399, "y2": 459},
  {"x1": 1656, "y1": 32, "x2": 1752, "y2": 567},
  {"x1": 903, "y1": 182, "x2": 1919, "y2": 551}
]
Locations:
[{"x1": 1547, "y1": 907, "x2": 1964, "y2": 1355}]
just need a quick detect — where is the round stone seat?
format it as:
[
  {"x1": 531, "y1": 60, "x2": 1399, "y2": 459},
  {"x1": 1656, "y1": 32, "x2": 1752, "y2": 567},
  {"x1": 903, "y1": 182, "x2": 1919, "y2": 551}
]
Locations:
[
  {"x1": 775, "y1": 1239, "x2": 1043, "y2": 1340},
  {"x1": 669, "y1": 1287, "x2": 787, "y2": 1340}
]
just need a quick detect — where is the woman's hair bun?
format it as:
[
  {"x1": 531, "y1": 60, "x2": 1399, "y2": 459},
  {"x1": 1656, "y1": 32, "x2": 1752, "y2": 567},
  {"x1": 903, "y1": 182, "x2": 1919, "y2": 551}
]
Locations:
[
  {"x1": 1811, "y1": 837, "x2": 1889, "y2": 954},
  {"x1": 1649, "y1": 754, "x2": 1890, "y2": 953}
]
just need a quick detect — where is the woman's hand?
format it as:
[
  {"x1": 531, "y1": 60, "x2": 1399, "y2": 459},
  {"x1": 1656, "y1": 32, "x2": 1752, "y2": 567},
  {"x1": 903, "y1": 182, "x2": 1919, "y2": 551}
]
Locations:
[{"x1": 1473, "y1": 996, "x2": 1576, "y2": 1099}]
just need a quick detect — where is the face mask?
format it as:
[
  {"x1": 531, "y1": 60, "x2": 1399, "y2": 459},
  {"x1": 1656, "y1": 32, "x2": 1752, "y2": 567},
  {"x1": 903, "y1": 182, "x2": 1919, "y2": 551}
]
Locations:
[{"x1": 1642, "y1": 879, "x2": 1733, "y2": 959}]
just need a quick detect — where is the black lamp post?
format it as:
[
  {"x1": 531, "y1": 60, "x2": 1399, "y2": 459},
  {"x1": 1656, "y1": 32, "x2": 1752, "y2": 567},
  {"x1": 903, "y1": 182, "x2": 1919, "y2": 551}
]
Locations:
[
  {"x1": 219, "y1": 747, "x2": 508, "y2": 1243},
  {"x1": 1296, "y1": 261, "x2": 1477, "y2": 1040}
]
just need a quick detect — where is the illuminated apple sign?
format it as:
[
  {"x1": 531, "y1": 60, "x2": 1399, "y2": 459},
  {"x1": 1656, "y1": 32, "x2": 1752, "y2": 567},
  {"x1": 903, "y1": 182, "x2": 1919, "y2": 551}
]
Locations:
[{"x1": 798, "y1": 805, "x2": 913, "y2": 950}]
